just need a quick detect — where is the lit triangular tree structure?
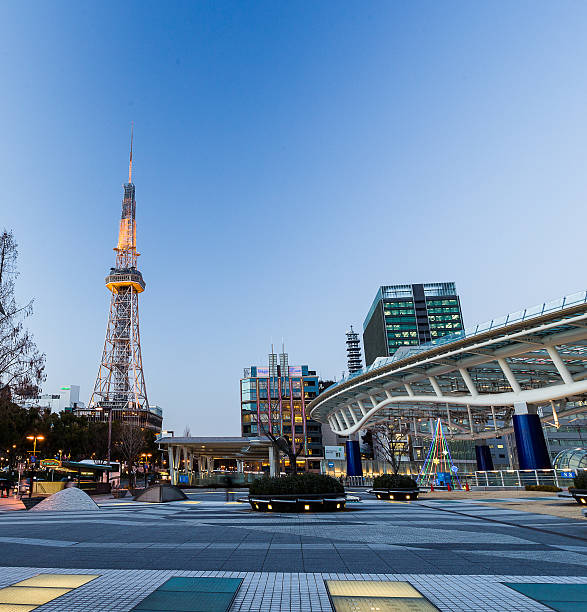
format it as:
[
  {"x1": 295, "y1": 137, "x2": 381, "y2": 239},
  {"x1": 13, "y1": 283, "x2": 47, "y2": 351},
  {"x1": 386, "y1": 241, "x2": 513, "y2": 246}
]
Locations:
[{"x1": 417, "y1": 418, "x2": 462, "y2": 489}]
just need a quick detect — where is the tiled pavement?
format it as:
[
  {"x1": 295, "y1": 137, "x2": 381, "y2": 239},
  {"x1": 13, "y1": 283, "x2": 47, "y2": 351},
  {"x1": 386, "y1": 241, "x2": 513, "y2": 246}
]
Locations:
[{"x1": 0, "y1": 490, "x2": 585, "y2": 610}]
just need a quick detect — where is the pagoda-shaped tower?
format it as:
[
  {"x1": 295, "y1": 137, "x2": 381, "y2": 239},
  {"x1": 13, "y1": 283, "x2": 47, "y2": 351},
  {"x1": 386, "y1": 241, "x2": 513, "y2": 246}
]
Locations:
[{"x1": 346, "y1": 326, "x2": 363, "y2": 374}]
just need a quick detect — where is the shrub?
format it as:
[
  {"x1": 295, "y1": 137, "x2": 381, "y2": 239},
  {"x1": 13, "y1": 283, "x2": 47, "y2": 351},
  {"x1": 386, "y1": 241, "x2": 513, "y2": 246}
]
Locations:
[
  {"x1": 373, "y1": 474, "x2": 417, "y2": 490},
  {"x1": 524, "y1": 484, "x2": 561, "y2": 493},
  {"x1": 573, "y1": 471, "x2": 587, "y2": 490},
  {"x1": 249, "y1": 473, "x2": 344, "y2": 496}
]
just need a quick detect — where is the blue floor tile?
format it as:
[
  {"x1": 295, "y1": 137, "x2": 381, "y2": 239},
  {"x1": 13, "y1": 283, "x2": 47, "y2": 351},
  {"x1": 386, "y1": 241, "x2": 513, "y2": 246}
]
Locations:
[{"x1": 504, "y1": 583, "x2": 587, "y2": 611}]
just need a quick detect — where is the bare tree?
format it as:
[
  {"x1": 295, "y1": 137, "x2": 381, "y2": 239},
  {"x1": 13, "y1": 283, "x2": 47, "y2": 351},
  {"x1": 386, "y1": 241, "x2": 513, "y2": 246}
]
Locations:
[
  {"x1": 258, "y1": 416, "x2": 305, "y2": 475},
  {"x1": 372, "y1": 421, "x2": 411, "y2": 474},
  {"x1": 0, "y1": 231, "x2": 45, "y2": 397},
  {"x1": 118, "y1": 423, "x2": 145, "y2": 488},
  {"x1": 183, "y1": 425, "x2": 191, "y2": 437}
]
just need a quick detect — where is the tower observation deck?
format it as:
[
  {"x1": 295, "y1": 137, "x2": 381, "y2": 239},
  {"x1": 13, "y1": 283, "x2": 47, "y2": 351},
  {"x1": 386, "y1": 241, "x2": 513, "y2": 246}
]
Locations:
[{"x1": 88, "y1": 130, "x2": 158, "y2": 430}]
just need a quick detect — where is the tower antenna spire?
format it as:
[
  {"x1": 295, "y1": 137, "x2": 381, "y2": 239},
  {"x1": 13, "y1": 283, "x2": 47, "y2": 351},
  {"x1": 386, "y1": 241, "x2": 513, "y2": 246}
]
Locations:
[{"x1": 128, "y1": 122, "x2": 134, "y2": 184}]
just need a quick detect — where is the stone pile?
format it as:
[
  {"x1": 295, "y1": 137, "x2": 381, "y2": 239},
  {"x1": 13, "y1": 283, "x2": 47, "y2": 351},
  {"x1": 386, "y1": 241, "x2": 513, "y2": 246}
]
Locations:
[{"x1": 29, "y1": 486, "x2": 100, "y2": 512}]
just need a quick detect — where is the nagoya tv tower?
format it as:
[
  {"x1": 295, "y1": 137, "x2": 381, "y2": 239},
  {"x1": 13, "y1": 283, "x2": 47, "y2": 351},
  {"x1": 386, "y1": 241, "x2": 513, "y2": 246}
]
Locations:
[{"x1": 89, "y1": 127, "x2": 149, "y2": 424}]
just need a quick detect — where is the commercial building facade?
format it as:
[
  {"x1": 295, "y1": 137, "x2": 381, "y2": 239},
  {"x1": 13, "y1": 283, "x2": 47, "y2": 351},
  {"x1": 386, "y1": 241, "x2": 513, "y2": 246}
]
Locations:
[
  {"x1": 76, "y1": 403, "x2": 163, "y2": 432},
  {"x1": 362, "y1": 282, "x2": 464, "y2": 366},
  {"x1": 241, "y1": 351, "x2": 324, "y2": 471}
]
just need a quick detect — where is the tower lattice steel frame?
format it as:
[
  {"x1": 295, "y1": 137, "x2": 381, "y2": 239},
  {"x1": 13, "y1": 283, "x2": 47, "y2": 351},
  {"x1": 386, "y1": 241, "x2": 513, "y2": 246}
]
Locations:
[{"x1": 89, "y1": 130, "x2": 149, "y2": 421}]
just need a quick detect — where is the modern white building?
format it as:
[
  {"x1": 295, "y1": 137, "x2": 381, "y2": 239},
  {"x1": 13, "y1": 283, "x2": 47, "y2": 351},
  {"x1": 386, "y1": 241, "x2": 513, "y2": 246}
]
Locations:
[{"x1": 16, "y1": 385, "x2": 84, "y2": 413}]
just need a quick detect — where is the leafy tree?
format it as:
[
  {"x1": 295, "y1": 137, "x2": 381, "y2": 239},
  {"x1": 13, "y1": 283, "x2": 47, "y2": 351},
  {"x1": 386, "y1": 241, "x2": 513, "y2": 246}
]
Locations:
[
  {"x1": 117, "y1": 423, "x2": 146, "y2": 488},
  {"x1": 0, "y1": 231, "x2": 45, "y2": 397},
  {"x1": 372, "y1": 421, "x2": 411, "y2": 474},
  {"x1": 258, "y1": 415, "x2": 305, "y2": 475}
]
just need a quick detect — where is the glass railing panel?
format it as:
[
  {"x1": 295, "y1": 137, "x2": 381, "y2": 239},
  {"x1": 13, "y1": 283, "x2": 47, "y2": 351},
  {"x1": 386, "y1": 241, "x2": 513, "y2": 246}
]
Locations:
[
  {"x1": 518, "y1": 470, "x2": 538, "y2": 486},
  {"x1": 491, "y1": 316, "x2": 507, "y2": 328},
  {"x1": 543, "y1": 298, "x2": 564, "y2": 313},
  {"x1": 535, "y1": 470, "x2": 556, "y2": 486},
  {"x1": 486, "y1": 471, "x2": 501, "y2": 486},
  {"x1": 564, "y1": 291, "x2": 587, "y2": 307},
  {"x1": 502, "y1": 471, "x2": 520, "y2": 486},
  {"x1": 524, "y1": 304, "x2": 543, "y2": 318},
  {"x1": 507, "y1": 310, "x2": 525, "y2": 324}
]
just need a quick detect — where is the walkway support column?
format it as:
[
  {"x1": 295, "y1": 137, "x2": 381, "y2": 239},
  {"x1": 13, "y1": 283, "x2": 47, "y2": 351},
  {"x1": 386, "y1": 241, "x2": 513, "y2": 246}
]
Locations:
[
  {"x1": 475, "y1": 444, "x2": 494, "y2": 471},
  {"x1": 198, "y1": 455, "x2": 206, "y2": 475},
  {"x1": 168, "y1": 445, "x2": 177, "y2": 485},
  {"x1": 345, "y1": 440, "x2": 363, "y2": 477},
  {"x1": 206, "y1": 456, "x2": 214, "y2": 474},
  {"x1": 269, "y1": 446, "x2": 279, "y2": 477},
  {"x1": 512, "y1": 402, "x2": 552, "y2": 470}
]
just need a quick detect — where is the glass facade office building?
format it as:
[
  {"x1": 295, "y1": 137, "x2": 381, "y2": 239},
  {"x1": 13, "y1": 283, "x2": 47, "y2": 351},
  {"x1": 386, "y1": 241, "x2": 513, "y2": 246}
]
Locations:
[
  {"x1": 363, "y1": 282, "x2": 464, "y2": 366},
  {"x1": 241, "y1": 352, "x2": 323, "y2": 471}
]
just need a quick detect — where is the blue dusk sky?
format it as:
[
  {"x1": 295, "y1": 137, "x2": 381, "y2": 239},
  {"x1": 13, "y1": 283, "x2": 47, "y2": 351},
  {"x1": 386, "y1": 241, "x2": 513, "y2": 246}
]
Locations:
[{"x1": 2, "y1": 2, "x2": 587, "y2": 435}]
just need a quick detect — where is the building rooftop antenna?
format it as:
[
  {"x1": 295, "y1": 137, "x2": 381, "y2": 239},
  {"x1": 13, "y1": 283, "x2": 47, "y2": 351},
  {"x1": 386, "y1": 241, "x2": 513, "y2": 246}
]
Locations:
[{"x1": 128, "y1": 122, "x2": 134, "y2": 184}]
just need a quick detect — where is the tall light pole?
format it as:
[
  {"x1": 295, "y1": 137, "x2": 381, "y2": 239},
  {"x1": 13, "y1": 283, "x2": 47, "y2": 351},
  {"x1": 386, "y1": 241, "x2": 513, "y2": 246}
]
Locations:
[
  {"x1": 26, "y1": 435, "x2": 44, "y2": 457},
  {"x1": 26, "y1": 435, "x2": 44, "y2": 498}
]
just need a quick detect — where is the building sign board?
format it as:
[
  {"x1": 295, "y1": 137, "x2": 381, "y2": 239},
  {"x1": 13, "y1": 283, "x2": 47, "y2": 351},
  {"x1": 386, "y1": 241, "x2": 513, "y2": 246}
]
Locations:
[
  {"x1": 40, "y1": 459, "x2": 61, "y2": 468},
  {"x1": 324, "y1": 446, "x2": 345, "y2": 460}
]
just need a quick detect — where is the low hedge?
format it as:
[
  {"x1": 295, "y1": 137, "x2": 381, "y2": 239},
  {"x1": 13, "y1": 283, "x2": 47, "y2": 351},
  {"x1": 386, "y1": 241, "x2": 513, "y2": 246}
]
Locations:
[
  {"x1": 524, "y1": 484, "x2": 561, "y2": 493},
  {"x1": 249, "y1": 473, "x2": 344, "y2": 496},
  {"x1": 373, "y1": 474, "x2": 418, "y2": 490},
  {"x1": 573, "y1": 471, "x2": 587, "y2": 490}
]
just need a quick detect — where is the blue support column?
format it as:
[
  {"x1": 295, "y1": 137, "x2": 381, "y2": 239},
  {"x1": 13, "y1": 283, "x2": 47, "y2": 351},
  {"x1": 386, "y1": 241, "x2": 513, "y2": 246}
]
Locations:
[
  {"x1": 475, "y1": 444, "x2": 494, "y2": 471},
  {"x1": 345, "y1": 440, "x2": 363, "y2": 476},
  {"x1": 513, "y1": 413, "x2": 552, "y2": 470}
]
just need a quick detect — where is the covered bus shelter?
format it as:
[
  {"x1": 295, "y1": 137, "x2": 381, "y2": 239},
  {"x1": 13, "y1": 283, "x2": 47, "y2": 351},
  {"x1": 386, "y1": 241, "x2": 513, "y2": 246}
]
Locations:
[{"x1": 157, "y1": 436, "x2": 275, "y2": 486}]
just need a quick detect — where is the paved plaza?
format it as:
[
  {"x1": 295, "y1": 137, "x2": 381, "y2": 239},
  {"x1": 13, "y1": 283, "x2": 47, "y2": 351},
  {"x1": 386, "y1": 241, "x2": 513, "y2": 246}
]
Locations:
[{"x1": 0, "y1": 489, "x2": 586, "y2": 610}]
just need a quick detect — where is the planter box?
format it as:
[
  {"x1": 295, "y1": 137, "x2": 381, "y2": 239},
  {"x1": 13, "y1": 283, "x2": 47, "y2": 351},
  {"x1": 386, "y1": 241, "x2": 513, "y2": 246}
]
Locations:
[
  {"x1": 248, "y1": 493, "x2": 346, "y2": 512},
  {"x1": 370, "y1": 488, "x2": 419, "y2": 501},
  {"x1": 569, "y1": 488, "x2": 587, "y2": 505}
]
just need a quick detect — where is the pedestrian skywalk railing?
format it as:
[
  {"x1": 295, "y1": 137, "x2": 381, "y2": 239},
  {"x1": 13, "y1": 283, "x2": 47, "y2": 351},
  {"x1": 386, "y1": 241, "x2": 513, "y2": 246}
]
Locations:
[
  {"x1": 430, "y1": 289, "x2": 587, "y2": 348},
  {"x1": 473, "y1": 469, "x2": 583, "y2": 488},
  {"x1": 346, "y1": 469, "x2": 583, "y2": 489}
]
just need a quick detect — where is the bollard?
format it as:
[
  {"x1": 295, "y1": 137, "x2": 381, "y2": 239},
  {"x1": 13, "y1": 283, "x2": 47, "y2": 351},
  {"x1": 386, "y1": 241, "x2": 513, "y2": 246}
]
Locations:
[
  {"x1": 465, "y1": 482, "x2": 470, "y2": 492},
  {"x1": 447, "y1": 484, "x2": 451, "y2": 492},
  {"x1": 430, "y1": 484, "x2": 434, "y2": 492}
]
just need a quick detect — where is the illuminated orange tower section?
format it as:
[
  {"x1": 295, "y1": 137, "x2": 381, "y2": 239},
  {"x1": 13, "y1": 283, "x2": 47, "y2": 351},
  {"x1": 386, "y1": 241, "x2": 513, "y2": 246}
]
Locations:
[{"x1": 89, "y1": 128, "x2": 149, "y2": 421}]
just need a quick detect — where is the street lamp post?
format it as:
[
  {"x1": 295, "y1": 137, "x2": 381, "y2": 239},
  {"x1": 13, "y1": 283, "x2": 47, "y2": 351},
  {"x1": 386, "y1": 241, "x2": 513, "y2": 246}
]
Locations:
[
  {"x1": 25, "y1": 435, "x2": 44, "y2": 498},
  {"x1": 107, "y1": 407, "x2": 113, "y2": 465},
  {"x1": 141, "y1": 453, "x2": 152, "y2": 487}
]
